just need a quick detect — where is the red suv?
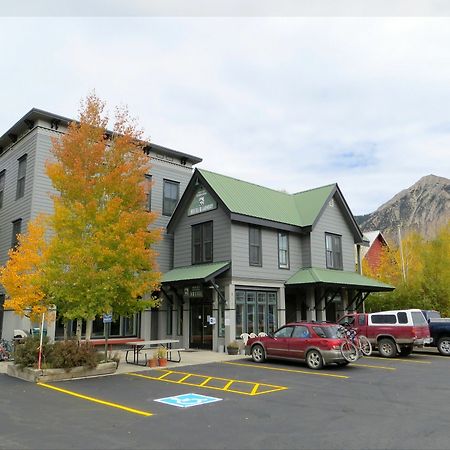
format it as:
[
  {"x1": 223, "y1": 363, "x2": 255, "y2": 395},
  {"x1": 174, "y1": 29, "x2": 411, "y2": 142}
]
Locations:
[
  {"x1": 337, "y1": 309, "x2": 432, "y2": 357},
  {"x1": 246, "y1": 322, "x2": 350, "y2": 370}
]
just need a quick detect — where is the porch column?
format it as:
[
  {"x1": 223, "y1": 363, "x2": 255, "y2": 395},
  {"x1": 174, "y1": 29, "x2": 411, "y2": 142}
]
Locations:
[
  {"x1": 278, "y1": 286, "x2": 286, "y2": 327},
  {"x1": 316, "y1": 287, "x2": 326, "y2": 322},
  {"x1": 225, "y1": 283, "x2": 235, "y2": 346},
  {"x1": 183, "y1": 294, "x2": 190, "y2": 349},
  {"x1": 342, "y1": 289, "x2": 349, "y2": 316},
  {"x1": 141, "y1": 309, "x2": 152, "y2": 340},
  {"x1": 306, "y1": 286, "x2": 316, "y2": 322}
]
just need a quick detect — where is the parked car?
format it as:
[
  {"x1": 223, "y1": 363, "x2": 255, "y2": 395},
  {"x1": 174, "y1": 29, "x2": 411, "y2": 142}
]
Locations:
[
  {"x1": 421, "y1": 310, "x2": 450, "y2": 356},
  {"x1": 337, "y1": 309, "x2": 432, "y2": 358},
  {"x1": 245, "y1": 322, "x2": 352, "y2": 370}
]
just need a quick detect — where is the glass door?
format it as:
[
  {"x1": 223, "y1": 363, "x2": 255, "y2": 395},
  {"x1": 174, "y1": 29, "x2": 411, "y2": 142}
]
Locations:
[{"x1": 190, "y1": 300, "x2": 213, "y2": 349}]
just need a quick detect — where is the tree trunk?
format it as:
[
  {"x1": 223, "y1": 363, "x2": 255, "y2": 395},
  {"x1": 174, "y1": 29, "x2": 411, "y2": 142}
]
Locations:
[
  {"x1": 63, "y1": 322, "x2": 68, "y2": 341},
  {"x1": 75, "y1": 319, "x2": 82, "y2": 342},
  {"x1": 85, "y1": 319, "x2": 93, "y2": 341}
]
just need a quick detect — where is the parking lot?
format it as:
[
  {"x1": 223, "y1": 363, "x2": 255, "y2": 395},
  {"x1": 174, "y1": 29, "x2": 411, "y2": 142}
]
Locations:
[{"x1": 1, "y1": 350, "x2": 450, "y2": 450}]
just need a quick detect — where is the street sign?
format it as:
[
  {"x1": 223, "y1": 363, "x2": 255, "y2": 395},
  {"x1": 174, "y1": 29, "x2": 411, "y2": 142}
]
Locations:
[{"x1": 102, "y1": 313, "x2": 113, "y2": 323}]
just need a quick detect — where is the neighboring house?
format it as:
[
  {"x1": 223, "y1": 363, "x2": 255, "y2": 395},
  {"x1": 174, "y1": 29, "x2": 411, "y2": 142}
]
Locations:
[
  {"x1": 0, "y1": 109, "x2": 201, "y2": 341},
  {"x1": 360, "y1": 230, "x2": 389, "y2": 273},
  {"x1": 161, "y1": 169, "x2": 393, "y2": 352}
]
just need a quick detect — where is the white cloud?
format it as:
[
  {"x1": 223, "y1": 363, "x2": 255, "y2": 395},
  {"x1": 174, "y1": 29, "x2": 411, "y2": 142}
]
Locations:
[{"x1": 0, "y1": 17, "x2": 449, "y2": 215}]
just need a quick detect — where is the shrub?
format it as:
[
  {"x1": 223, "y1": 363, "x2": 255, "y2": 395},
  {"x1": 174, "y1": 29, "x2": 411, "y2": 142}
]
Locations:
[
  {"x1": 49, "y1": 340, "x2": 99, "y2": 370},
  {"x1": 13, "y1": 337, "x2": 99, "y2": 370},
  {"x1": 14, "y1": 336, "x2": 53, "y2": 369}
]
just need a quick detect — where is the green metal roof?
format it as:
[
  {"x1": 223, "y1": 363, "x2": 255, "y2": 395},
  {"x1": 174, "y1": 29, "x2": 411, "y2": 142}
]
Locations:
[
  {"x1": 285, "y1": 267, "x2": 394, "y2": 291},
  {"x1": 198, "y1": 169, "x2": 335, "y2": 227},
  {"x1": 162, "y1": 261, "x2": 231, "y2": 284}
]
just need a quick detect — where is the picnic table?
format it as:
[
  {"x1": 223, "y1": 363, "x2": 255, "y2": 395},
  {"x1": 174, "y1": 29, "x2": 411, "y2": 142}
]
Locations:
[{"x1": 125, "y1": 339, "x2": 185, "y2": 366}]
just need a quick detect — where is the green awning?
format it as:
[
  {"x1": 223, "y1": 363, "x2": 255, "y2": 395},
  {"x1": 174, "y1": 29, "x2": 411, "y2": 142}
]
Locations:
[
  {"x1": 162, "y1": 261, "x2": 231, "y2": 284},
  {"x1": 286, "y1": 267, "x2": 394, "y2": 292}
]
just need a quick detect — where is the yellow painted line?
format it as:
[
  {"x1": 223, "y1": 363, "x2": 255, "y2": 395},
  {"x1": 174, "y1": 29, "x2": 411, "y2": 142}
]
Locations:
[
  {"x1": 199, "y1": 377, "x2": 213, "y2": 386},
  {"x1": 177, "y1": 374, "x2": 192, "y2": 383},
  {"x1": 127, "y1": 372, "x2": 287, "y2": 396},
  {"x1": 157, "y1": 371, "x2": 174, "y2": 379},
  {"x1": 366, "y1": 357, "x2": 431, "y2": 365},
  {"x1": 38, "y1": 382, "x2": 152, "y2": 417},
  {"x1": 412, "y1": 353, "x2": 445, "y2": 359},
  {"x1": 224, "y1": 361, "x2": 349, "y2": 379},
  {"x1": 223, "y1": 380, "x2": 234, "y2": 390},
  {"x1": 250, "y1": 383, "x2": 260, "y2": 395},
  {"x1": 353, "y1": 363, "x2": 397, "y2": 371}
]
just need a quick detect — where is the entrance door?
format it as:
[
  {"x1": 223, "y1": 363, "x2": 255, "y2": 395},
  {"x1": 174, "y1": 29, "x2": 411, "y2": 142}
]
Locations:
[{"x1": 190, "y1": 301, "x2": 213, "y2": 349}]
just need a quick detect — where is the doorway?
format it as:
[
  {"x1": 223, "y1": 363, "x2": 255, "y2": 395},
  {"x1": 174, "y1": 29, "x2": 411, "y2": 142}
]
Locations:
[{"x1": 189, "y1": 300, "x2": 213, "y2": 349}]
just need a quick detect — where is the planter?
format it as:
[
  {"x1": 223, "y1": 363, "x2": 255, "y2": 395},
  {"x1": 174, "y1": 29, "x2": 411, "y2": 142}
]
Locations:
[
  {"x1": 147, "y1": 358, "x2": 158, "y2": 368},
  {"x1": 158, "y1": 358, "x2": 168, "y2": 367},
  {"x1": 7, "y1": 362, "x2": 117, "y2": 383},
  {"x1": 227, "y1": 347, "x2": 239, "y2": 355}
]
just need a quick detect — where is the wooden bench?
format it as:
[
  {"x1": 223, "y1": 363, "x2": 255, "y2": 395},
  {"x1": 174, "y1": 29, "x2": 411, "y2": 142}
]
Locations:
[{"x1": 82, "y1": 338, "x2": 144, "y2": 353}]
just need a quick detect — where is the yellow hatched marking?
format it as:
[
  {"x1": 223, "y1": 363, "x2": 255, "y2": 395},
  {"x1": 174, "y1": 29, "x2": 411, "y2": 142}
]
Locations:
[
  {"x1": 353, "y1": 363, "x2": 397, "y2": 371},
  {"x1": 366, "y1": 356, "x2": 431, "y2": 365},
  {"x1": 127, "y1": 371, "x2": 287, "y2": 396},
  {"x1": 156, "y1": 371, "x2": 174, "y2": 379},
  {"x1": 177, "y1": 374, "x2": 192, "y2": 383},
  {"x1": 199, "y1": 377, "x2": 213, "y2": 386},
  {"x1": 224, "y1": 361, "x2": 349, "y2": 379},
  {"x1": 38, "y1": 382, "x2": 152, "y2": 417},
  {"x1": 223, "y1": 380, "x2": 234, "y2": 390}
]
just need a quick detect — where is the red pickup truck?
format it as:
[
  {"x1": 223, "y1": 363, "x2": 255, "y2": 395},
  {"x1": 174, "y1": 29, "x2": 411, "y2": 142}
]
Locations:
[{"x1": 337, "y1": 309, "x2": 432, "y2": 357}]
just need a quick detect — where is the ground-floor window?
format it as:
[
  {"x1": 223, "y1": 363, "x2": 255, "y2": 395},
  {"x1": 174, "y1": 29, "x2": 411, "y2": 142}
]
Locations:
[{"x1": 235, "y1": 289, "x2": 277, "y2": 338}]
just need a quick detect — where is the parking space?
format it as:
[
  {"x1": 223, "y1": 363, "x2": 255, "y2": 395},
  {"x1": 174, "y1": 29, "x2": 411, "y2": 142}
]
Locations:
[{"x1": 1, "y1": 351, "x2": 450, "y2": 449}]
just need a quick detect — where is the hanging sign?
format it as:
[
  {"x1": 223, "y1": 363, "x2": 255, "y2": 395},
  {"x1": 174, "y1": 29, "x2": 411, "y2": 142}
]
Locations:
[{"x1": 188, "y1": 187, "x2": 217, "y2": 216}]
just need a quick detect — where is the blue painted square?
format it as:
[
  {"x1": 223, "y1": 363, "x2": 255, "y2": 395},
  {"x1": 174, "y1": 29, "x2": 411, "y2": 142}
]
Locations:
[{"x1": 154, "y1": 393, "x2": 222, "y2": 408}]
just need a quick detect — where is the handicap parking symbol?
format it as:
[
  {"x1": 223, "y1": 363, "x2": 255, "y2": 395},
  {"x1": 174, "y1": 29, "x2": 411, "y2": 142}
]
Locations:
[{"x1": 154, "y1": 393, "x2": 222, "y2": 408}]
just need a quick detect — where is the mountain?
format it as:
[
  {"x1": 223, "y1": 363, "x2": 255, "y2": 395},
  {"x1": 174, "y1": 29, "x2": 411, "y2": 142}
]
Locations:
[{"x1": 355, "y1": 174, "x2": 450, "y2": 241}]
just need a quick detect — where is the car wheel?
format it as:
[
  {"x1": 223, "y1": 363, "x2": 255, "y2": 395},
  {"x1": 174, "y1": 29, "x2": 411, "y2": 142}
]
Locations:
[
  {"x1": 306, "y1": 350, "x2": 324, "y2": 370},
  {"x1": 437, "y1": 337, "x2": 450, "y2": 356},
  {"x1": 251, "y1": 344, "x2": 266, "y2": 363},
  {"x1": 399, "y1": 345, "x2": 413, "y2": 356},
  {"x1": 378, "y1": 338, "x2": 397, "y2": 358}
]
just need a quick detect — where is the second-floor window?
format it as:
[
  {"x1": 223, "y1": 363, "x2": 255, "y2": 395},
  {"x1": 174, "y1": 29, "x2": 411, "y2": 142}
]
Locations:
[
  {"x1": 278, "y1": 231, "x2": 289, "y2": 269},
  {"x1": 12, "y1": 219, "x2": 22, "y2": 248},
  {"x1": 325, "y1": 233, "x2": 343, "y2": 270},
  {"x1": 163, "y1": 179, "x2": 179, "y2": 216},
  {"x1": 0, "y1": 170, "x2": 5, "y2": 209},
  {"x1": 144, "y1": 174, "x2": 152, "y2": 211},
  {"x1": 249, "y1": 226, "x2": 262, "y2": 267},
  {"x1": 192, "y1": 221, "x2": 213, "y2": 264},
  {"x1": 16, "y1": 155, "x2": 27, "y2": 200}
]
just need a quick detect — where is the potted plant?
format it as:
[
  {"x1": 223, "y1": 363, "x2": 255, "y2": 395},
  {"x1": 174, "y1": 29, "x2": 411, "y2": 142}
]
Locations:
[
  {"x1": 147, "y1": 350, "x2": 158, "y2": 368},
  {"x1": 157, "y1": 346, "x2": 168, "y2": 367},
  {"x1": 226, "y1": 340, "x2": 240, "y2": 355}
]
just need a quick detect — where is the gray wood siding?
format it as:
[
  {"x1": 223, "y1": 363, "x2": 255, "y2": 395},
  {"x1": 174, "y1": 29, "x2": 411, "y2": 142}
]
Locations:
[
  {"x1": 149, "y1": 158, "x2": 194, "y2": 273},
  {"x1": 300, "y1": 234, "x2": 311, "y2": 268},
  {"x1": 0, "y1": 130, "x2": 38, "y2": 264},
  {"x1": 310, "y1": 194, "x2": 356, "y2": 271},
  {"x1": 173, "y1": 204, "x2": 231, "y2": 268},
  {"x1": 231, "y1": 222, "x2": 303, "y2": 282}
]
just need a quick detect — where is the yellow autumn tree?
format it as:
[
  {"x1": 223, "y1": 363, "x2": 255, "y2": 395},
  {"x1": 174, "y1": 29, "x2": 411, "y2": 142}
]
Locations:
[
  {"x1": 0, "y1": 216, "x2": 50, "y2": 322},
  {"x1": 44, "y1": 94, "x2": 162, "y2": 330}
]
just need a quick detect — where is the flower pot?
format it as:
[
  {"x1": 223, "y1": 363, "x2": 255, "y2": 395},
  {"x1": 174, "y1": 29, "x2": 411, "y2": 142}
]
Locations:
[
  {"x1": 227, "y1": 347, "x2": 239, "y2": 355},
  {"x1": 147, "y1": 358, "x2": 158, "y2": 368},
  {"x1": 158, "y1": 358, "x2": 168, "y2": 367}
]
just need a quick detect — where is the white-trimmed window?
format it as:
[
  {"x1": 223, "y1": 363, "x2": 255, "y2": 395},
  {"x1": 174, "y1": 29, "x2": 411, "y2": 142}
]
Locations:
[
  {"x1": 325, "y1": 233, "x2": 343, "y2": 270},
  {"x1": 278, "y1": 231, "x2": 289, "y2": 269},
  {"x1": 16, "y1": 154, "x2": 27, "y2": 199},
  {"x1": 163, "y1": 179, "x2": 179, "y2": 216},
  {"x1": 249, "y1": 226, "x2": 262, "y2": 266}
]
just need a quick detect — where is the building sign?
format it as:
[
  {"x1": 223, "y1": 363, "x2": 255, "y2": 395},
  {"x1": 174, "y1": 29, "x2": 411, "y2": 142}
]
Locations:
[
  {"x1": 188, "y1": 187, "x2": 217, "y2": 216},
  {"x1": 184, "y1": 285, "x2": 203, "y2": 298}
]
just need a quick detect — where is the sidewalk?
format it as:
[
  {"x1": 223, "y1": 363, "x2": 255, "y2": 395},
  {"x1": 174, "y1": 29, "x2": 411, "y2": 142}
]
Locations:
[{"x1": 0, "y1": 350, "x2": 246, "y2": 377}]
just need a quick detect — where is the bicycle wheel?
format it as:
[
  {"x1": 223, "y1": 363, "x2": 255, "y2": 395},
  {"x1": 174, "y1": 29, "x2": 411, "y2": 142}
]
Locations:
[
  {"x1": 340, "y1": 341, "x2": 359, "y2": 362},
  {"x1": 357, "y1": 335, "x2": 372, "y2": 356}
]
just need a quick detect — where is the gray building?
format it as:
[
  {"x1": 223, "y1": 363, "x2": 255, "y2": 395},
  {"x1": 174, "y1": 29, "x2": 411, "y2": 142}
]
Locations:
[
  {"x1": 161, "y1": 169, "x2": 393, "y2": 352},
  {"x1": 0, "y1": 109, "x2": 201, "y2": 341}
]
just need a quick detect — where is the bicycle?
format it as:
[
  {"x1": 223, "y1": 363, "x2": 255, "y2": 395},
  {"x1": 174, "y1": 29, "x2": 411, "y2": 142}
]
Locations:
[
  {"x1": 338, "y1": 326, "x2": 372, "y2": 362},
  {"x1": 0, "y1": 339, "x2": 13, "y2": 361}
]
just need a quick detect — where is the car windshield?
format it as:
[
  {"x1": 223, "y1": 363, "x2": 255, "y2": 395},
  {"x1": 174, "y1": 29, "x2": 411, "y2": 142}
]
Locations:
[{"x1": 312, "y1": 325, "x2": 341, "y2": 339}]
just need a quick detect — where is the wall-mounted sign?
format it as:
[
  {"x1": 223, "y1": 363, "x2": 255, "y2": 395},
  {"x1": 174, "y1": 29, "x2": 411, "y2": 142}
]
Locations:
[
  {"x1": 184, "y1": 285, "x2": 203, "y2": 298},
  {"x1": 188, "y1": 187, "x2": 217, "y2": 216}
]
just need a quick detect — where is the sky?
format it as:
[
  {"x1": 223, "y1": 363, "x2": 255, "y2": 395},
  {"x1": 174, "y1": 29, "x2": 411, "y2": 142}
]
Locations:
[{"x1": 1, "y1": 9, "x2": 450, "y2": 216}]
